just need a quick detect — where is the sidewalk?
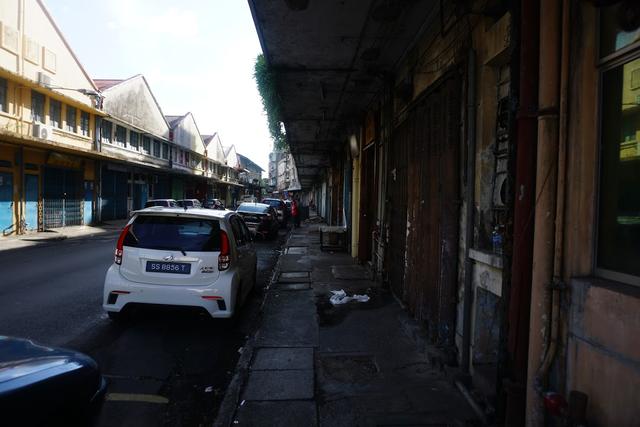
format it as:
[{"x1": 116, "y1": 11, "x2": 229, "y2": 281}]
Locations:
[
  {"x1": 0, "y1": 219, "x2": 127, "y2": 252},
  {"x1": 216, "y1": 220, "x2": 481, "y2": 427}
]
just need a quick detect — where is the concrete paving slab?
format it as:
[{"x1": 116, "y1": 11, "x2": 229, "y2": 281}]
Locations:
[
  {"x1": 278, "y1": 271, "x2": 311, "y2": 282},
  {"x1": 289, "y1": 237, "x2": 318, "y2": 246},
  {"x1": 276, "y1": 283, "x2": 311, "y2": 291},
  {"x1": 251, "y1": 347, "x2": 314, "y2": 370},
  {"x1": 286, "y1": 246, "x2": 308, "y2": 254},
  {"x1": 256, "y1": 290, "x2": 318, "y2": 347},
  {"x1": 331, "y1": 264, "x2": 369, "y2": 280},
  {"x1": 235, "y1": 401, "x2": 317, "y2": 427},
  {"x1": 280, "y1": 271, "x2": 310, "y2": 279},
  {"x1": 279, "y1": 254, "x2": 313, "y2": 272},
  {"x1": 243, "y1": 369, "x2": 314, "y2": 401}
]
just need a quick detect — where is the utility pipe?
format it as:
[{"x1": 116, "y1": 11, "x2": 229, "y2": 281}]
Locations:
[
  {"x1": 461, "y1": 47, "x2": 477, "y2": 375},
  {"x1": 505, "y1": 0, "x2": 539, "y2": 422},
  {"x1": 525, "y1": 0, "x2": 563, "y2": 425},
  {"x1": 537, "y1": 0, "x2": 571, "y2": 388}
]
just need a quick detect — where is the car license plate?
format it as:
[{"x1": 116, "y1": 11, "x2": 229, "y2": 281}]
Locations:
[{"x1": 146, "y1": 261, "x2": 191, "y2": 274}]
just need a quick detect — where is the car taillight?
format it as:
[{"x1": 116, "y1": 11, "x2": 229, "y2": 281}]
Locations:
[
  {"x1": 114, "y1": 224, "x2": 131, "y2": 265},
  {"x1": 218, "y1": 230, "x2": 230, "y2": 271}
]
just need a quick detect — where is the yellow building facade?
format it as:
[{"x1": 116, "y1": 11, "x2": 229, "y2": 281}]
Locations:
[{"x1": 0, "y1": 0, "x2": 104, "y2": 234}]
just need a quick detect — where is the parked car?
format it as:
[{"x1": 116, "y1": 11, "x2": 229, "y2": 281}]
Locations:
[
  {"x1": 0, "y1": 336, "x2": 107, "y2": 425},
  {"x1": 261, "y1": 198, "x2": 289, "y2": 226},
  {"x1": 241, "y1": 195, "x2": 257, "y2": 203},
  {"x1": 144, "y1": 198, "x2": 178, "y2": 208},
  {"x1": 103, "y1": 207, "x2": 257, "y2": 319},
  {"x1": 203, "y1": 198, "x2": 225, "y2": 210},
  {"x1": 236, "y1": 202, "x2": 279, "y2": 239},
  {"x1": 176, "y1": 199, "x2": 202, "y2": 208}
]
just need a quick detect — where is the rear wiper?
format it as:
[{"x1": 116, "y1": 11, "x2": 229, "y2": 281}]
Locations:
[
  {"x1": 128, "y1": 227, "x2": 139, "y2": 243},
  {"x1": 158, "y1": 246, "x2": 187, "y2": 256}
]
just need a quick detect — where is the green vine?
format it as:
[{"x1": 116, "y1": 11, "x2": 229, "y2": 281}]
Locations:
[{"x1": 254, "y1": 54, "x2": 288, "y2": 151}]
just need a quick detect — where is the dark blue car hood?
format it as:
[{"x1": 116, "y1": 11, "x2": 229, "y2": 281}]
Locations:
[{"x1": 0, "y1": 336, "x2": 96, "y2": 386}]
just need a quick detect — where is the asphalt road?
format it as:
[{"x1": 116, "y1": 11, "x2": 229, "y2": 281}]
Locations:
[{"x1": 0, "y1": 229, "x2": 285, "y2": 426}]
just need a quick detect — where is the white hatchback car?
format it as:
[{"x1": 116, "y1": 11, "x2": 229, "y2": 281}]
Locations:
[{"x1": 103, "y1": 208, "x2": 257, "y2": 319}]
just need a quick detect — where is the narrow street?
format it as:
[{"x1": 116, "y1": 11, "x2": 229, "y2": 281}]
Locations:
[{"x1": 0, "y1": 229, "x2": 286, "y2": 426}]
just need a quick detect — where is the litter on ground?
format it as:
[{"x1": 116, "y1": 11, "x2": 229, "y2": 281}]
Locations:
[{"x1": 329, "y1": 289, "x2": 370, "y2": 305}]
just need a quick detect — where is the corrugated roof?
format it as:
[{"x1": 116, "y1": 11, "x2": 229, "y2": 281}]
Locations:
[
  {"x1": 165, "y1": 114, "x2": 186, "y2": 128},
  {"x1": 202, "y1": 132, "x2": 218, "y2": 147},
  {"x1": 93, "y1": 79, "x2": 125, "y2": 91},
  {"x1": 237, "y1": 153, "x2": 265, "y2": 172}
]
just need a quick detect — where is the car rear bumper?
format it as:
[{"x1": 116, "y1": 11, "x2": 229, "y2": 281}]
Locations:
[
  {"x1": 102, "y1": 265, "x2": 238, "y2": 318},
  {"x1": 245, "y1": 222, "x2": 274, "y2": 236}
]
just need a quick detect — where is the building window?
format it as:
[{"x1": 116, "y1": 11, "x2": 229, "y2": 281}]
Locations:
[
  {"x1": 31, "y1": 90, "x2": 45, "y2": 123},
  {"x1": 80, "y1": 111, "x2": 90, "y2": 136},
  {"x1": 0, "y1": 77, "x2": 7, "y2": 113},
  {"x1": 153, "y1": 140, "x2": 161, "y2": 157},
  {"x1": 162, "y1": 143, "x2": 169, "y2": 160},
  {"x1": 101, "y1": 119, "x2": 112, "y2": 144},
  {"x1": 66, "y1": 105, "x2": 77, "y2": 133},
  {"x1": 115, "y1": 125, "x2": 127, "y2": 147},
  {"x1": 600, "y1": 5, "x2": 640, "y2": 58},
  {"x1": 142, "y1": 136, "x2": 151, "y2": 155},
  {"x1": 50, "y1": 99, "x2": 62, "y2": 128},
  {"x1": 597, "y1": 56, "x2": 640, "y2": 283},
  {"x1": 130, "y1": 131, "x2": 139, "y2": 150},
  {"x1": 184, "y1": 151, "x2": 190, "y2": 166}
]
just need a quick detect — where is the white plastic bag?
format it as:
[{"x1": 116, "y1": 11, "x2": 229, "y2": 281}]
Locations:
[{"x1": 330, "y1": 289, "x2": 370, "y2": 305}]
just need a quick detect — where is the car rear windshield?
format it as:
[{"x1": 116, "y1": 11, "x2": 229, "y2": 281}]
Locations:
[
  {"x1": 238, "y1": 204, "x2": 268, "y2": 213},
  {"x1": 124, "y1": 215, "x2": 221, "y2": 252},
  {"x1": 262, "y1": 199, "x2": 282, "y2": 208}
]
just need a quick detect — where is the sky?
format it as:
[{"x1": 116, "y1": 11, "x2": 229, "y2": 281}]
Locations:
[{"x1": 43, "y1": 0, "x2": 271, "y2": 173}]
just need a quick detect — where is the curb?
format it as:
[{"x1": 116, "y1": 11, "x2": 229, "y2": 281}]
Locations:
[
  {"x1": 19, "y1": 234, "x2": 67, "y2": 242},
  {"x1": 213, "y1": 231, "x2": 292, "y2": 427}
]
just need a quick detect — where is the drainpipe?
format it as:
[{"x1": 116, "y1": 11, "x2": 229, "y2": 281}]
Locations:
[
  {"x1": 461, "y1": 47, "x2": 477, "y2": 375},
  {"x1": 505, "y1": 0, "x2": 539, "y2": 423},
  {"x1": 526, "y1": 0, "x2": 568, "y2": 424},
  {"x1": 18, "y1": 146, "x2": 24, "y2": 234},
  {"x1": 537, "y1": 0, "x2": 570, "y2": 391}
]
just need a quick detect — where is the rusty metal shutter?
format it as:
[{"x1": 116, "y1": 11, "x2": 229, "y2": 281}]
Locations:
[{"x1": 389, "y1": 71, "x2": 462, "y2": 347}]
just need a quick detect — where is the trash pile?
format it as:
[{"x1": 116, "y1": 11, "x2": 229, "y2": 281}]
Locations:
[{"x1": 329, "y1": 289, "x2": 370, "y2": 305}]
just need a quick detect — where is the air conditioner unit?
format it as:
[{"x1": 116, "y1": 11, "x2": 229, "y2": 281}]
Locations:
[
  {"x1": 37, "y1": 72, "x2": 52, "y2": 87},
  {"x1": 33, "y1": 123, "x2": 53, "y2": 140}
]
